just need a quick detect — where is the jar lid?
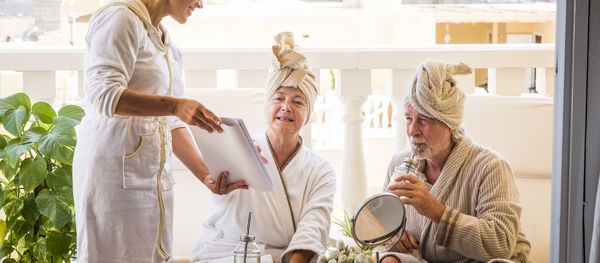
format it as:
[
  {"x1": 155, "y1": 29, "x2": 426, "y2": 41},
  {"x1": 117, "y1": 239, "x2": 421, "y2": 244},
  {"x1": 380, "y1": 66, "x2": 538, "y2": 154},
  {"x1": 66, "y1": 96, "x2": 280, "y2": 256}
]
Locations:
[
  {"x1": 402, "y1": 157, "x2": 419, "y2": 167},
  {"x1": 239, "y1": 235, "x2": 255, "y2": 242}
]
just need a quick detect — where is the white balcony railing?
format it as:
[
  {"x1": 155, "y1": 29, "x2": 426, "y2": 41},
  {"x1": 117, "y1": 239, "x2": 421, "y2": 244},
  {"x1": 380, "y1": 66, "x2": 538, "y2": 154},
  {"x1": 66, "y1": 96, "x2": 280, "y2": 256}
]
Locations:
[{"x1": 0, "y1": 44, "x2": 555, "y2": 211}]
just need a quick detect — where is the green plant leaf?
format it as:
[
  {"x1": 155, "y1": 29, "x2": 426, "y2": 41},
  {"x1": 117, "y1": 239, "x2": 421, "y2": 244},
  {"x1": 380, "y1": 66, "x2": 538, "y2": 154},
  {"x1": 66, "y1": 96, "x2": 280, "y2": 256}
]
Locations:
[
  {"x1": 21, "y1": 194, "x2": 41, "y2": 226},
  {"x1": 0, "y1": 188, "x2": 7, "y2": 208},
  {"x1": 5, "y1": 198, "x2": 24, "y2": 219},
  {"x1": 46, "y1": 231, "x2": 71, "y2": 257},
  {"x1": 35, "y1": 188, "x2": 73, "y2": 229},
  {"x1": 2, "y1": 258, "x2": 17, "y2": 263},
  {"x1": 19, "y1": 157, "x2": 47, "y2": 192},
  {"x1": 4, "y1": 139, "x2": 31, "y2": 168},
  {"x1": 0, "y1": 93, "x2": 31, "y2": 115},
  {"x1": 0, "y1": 135, "x2": 8, "y2": 155},
  {"x1": 0, "y1": 240, "x2": 14, "y2": 259},
  {"x1": 21, "y1": 127, "x2": 47, "y2": 145},
  {"x1": 11, "y1": 220, "x2": 32, "y2": 243},
  {"x1": 0, "y1": 220, "x2": 7, "y2": 241},
  {"x1": 31, "y1": 102, "x2": 56, "y2": 124},
  {"x1": 3, "y1": 106, "x2": 29, "y2": 137},
  {"x1": 32, "y1": 238, "x2": 46, "y2": 262},
  {"x1": 57, "y1": 105, "x2": 84, "y2": 122},
  {"x1": 38, "y1": 125, "x2": 76, "y2": 164},
  {"x1": 47, "y1": 166, "x2": 72, "y2": 190}
]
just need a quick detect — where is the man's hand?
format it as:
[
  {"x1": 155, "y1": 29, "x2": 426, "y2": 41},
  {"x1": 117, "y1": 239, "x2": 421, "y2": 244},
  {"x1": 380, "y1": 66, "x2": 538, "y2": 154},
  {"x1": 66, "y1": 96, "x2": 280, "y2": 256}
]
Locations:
[
  {"x1": 388, "y1": 174, "x2": 446, "y2": 224},
  {"x1": 380, "y1": 255, "x2": 402, "y2": 263},
  {"x1": 385, "y1": 230, "x2": 419, "y2": 254},
  {"x1": 202, "y1": 171, "x2": 248, "y2": 195}
]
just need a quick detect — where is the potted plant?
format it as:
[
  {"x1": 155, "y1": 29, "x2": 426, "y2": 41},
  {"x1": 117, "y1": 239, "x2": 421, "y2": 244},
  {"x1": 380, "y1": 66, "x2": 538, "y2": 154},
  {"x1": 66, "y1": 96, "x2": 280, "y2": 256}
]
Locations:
[{"x1": 0, "y1": 92, "x2": 84, "y2": 262}]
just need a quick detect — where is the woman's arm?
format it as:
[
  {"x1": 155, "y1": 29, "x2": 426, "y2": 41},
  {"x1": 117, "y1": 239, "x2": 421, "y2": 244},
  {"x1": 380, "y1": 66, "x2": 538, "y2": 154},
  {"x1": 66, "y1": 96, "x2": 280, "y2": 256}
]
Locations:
[
  {"x1": 115, "y1": 89, "x2": 223, "y2": 133},
  {"x1": 288, "y1": 250, "x2": 314, "y2": 263},
  {"x1": 171, "y1": 127, "x2": 248, "y2": 194}
]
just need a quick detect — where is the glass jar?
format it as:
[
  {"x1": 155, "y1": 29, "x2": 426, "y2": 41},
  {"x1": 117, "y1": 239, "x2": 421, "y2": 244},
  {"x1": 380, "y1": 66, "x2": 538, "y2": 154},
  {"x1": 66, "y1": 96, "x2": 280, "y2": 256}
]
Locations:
[
  {"x1": 389, "y1": 157, "x2": 425, "y2": 188},
  {"x1": 233, "y1": 235, "x2": 262, "y2": 263}
]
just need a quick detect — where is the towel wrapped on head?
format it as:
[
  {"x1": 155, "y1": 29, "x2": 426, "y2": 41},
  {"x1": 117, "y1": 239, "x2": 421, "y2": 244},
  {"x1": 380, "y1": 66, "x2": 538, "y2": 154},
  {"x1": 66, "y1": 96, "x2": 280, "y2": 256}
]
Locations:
[
  {"x1": 403, "y1": 59, "x2": 472, "y2": 142},
  {"x1": 265, "y1": 32, "x2": 318, "y2": 125}
]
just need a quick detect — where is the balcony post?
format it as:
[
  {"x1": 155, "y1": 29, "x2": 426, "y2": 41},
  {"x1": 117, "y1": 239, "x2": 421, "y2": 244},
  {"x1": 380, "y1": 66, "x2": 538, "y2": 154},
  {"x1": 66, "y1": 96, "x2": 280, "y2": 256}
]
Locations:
[
  {"x1": 78, "y1": 70, "x2": 84, "y2": 98},
  {"x1": 23, "y1": 71, "x2": 56, "y2": 102},
  {"x1": 184, "y1": 70, "x2": 218, "y2": 89},
  {"x1": 536, "y1": 67, "x2": 555, "y2": 97},
  {"x1": 338, "y1": 69, "x2": 370, "y2": 213},
  {"x1": 487, "y1": 68, "x2": 527, "y2": 96},
  {"x1": 389, "y1": 69, "x2": 413, "y2": 152},
  {"x1": 236, "y1": 70, "x2": 267, "y2": 89}
]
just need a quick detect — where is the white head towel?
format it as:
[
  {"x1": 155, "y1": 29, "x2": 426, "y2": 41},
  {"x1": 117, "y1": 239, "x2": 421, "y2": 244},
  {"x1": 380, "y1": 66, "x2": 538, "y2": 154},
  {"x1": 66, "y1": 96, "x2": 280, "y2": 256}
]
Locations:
[
  {"x1": 403, "y1": 59, "x2": 472, "y2": 142},
  {"x1": 265, "y1": 32, "x2": 318, "y2": 125}
]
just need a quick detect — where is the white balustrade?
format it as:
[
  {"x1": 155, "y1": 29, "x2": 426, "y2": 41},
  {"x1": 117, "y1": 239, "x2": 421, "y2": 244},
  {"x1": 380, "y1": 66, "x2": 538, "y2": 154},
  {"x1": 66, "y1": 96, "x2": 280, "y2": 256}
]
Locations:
[
  {"x1": 23, "y1": 71, "x2": 56, "y2": 102},
  {"x1": 235, "y1": 70, "x2": 267, "y2": 89},
  {"x1": 388, "y1": 68, "x2": 414, "y2": 152},
  {"x1": 338, "y1": 69, "x2": 370, "y2": 213},
  {"x1": 0, "y1": 44, "x2": 556, "y2": 209},
  {"x1": 184, "y1": 70, "x2": 218, "y2": 89}
]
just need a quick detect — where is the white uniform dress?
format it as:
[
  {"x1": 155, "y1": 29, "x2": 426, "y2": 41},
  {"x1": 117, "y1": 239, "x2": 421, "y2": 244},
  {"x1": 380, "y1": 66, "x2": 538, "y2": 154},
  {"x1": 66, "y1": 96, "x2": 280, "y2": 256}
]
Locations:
[
  {"x1": 73, "y1": 0, "x2": 186, "y2": 262},
  {"x1": 191, "y1": 134, "x2": 336, "y2": 263}
]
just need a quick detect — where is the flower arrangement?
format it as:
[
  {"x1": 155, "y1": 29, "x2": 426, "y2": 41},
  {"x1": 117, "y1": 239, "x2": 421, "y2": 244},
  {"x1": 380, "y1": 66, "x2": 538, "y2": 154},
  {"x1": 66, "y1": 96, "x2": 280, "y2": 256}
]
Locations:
[{"x1": 318, "y1": 210, "x2": 377, "y2": 263}]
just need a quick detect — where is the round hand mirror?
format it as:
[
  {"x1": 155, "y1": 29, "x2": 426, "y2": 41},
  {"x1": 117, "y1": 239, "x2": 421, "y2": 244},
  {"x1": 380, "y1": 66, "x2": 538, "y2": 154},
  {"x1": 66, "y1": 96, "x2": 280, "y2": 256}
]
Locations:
[{"x1": 350, "y1": 192, "x2": 407, "y2": 258}]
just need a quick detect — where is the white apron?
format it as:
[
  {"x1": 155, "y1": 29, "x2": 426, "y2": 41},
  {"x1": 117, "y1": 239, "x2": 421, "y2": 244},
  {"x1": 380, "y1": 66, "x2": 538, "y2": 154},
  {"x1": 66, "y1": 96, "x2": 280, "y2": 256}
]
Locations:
[{"x1": 73, "y1": 0, "x2": 186, "y2": 262}]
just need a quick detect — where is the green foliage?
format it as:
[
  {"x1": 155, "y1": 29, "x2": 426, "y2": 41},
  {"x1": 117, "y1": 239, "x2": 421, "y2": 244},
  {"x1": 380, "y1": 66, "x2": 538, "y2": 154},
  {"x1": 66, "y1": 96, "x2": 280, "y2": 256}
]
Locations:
[
  {"x1": 0, "y1": 93, "x2": 83, "y2": 262},
  {"x1": 333, "y1": 209, "x2": 374, "y2": 253},
  {"x1": 329, "y1": 69, "x2": 336, "y2": 90}
]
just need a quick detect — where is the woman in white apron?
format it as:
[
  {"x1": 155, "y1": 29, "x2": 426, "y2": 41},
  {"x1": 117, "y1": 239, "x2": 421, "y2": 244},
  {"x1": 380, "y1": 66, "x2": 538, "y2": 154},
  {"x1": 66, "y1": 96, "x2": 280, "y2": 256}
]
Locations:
[{"x1": 73, "y1": 0, "x2": 247, "y2": 262}]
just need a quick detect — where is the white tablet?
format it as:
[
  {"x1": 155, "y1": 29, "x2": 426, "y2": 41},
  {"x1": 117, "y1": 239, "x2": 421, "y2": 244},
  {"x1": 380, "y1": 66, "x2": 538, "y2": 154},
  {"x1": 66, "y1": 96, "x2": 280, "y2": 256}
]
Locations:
[{"x1": 188, "y1": 118, "x2": 274, "y2": 192}]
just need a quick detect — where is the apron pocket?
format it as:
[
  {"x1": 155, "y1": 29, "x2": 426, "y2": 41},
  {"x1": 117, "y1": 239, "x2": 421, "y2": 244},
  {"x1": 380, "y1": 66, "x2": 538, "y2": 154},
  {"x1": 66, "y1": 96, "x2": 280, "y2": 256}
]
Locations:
[{"x1": 122, "y1": 133, "x2": 160, "y2": 189}]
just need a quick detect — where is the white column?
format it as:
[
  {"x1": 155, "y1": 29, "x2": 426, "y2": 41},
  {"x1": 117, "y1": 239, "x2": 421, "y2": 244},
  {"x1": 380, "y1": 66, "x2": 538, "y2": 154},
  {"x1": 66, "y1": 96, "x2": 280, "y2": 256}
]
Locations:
[
  {"x1": 23, "y1": 71, "x2": 56, "y2": 102},
  {"x1": 454, "y1": 73, "x2": 476, "y2": 95},
  {"x1": 235, "y1": 70, "x2": 267, "y2": 89},
  {"x1": 78, "y1": 70, "x2": 84, "y2": 98},
  {"x1": 301, "y1": 69, "x2": 319, "y2": 149},
  {"x1": 487, "y1": 68, "x2": 527, "y2": 96},
  {"x1": 536, "y1": 67, "x2": 555, "y2": 97},
  {"x1": 338, "y1": 69, "x2": 370, "y2": 213},
  {"x1": 184, "y1": 70, "x2": 217, "y2": 89},
  {"x1": 343, "y1": 0, "x2": 362, "y2": 8},
  {"x1": 388, "y1": 69, "x2": 413, "y2": 152},
  {"x1": 0, "y1": 71, "x2": 23, "y2": 98}
]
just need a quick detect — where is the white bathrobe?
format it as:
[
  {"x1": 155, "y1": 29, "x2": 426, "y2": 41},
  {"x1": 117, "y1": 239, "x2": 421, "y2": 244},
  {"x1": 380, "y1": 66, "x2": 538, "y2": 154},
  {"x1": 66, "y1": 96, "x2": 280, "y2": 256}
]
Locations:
[
  {"x1": 191, "y1": 133, "x2": 336, "y2": 263},
  {"x1": 73, "y1": 0, "x2": 186, "y2": 262}
]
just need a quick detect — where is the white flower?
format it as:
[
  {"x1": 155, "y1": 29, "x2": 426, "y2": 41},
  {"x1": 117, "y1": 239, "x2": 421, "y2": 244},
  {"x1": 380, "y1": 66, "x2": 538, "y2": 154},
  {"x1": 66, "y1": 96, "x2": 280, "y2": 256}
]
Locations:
[
  {"x1": 338, "y1": 254, "x2": 348, "y2": 263},
  {"x1": 354, "y1": 253, "x2": 369, "y2": 263},
  {"x1": 326, "y1": 247, "x2": 339, "y2": 259},
  {"x1": 328, "y1": 260, "x2": 338, "y2": 263},
  {"x1": 336, "y1": 239, "x2": 345, "y2": 250},
  {"x1": 318, "y1": 254, "x2": 329, "y2": 263}
]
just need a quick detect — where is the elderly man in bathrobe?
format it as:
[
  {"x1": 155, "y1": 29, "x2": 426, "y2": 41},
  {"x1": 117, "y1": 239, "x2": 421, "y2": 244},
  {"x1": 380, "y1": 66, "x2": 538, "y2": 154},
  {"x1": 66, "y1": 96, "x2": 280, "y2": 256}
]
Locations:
[
  {"x1": 380, "y1": 60, "x2": 531, "y2": 263},
  {"x1": 190, "y1": 32, "x2": 336, "y2": 263}
]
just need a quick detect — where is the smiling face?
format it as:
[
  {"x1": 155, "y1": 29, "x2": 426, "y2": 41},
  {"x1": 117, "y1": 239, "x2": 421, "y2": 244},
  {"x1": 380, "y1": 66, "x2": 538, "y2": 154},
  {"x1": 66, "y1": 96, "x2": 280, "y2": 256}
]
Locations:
[
  {"x1": 266, "y1": 86, "x2": 307, "y2": 136},
  {"x1": 168, "y1": 0, "x2": 202, "y2": 24},
  {"x1": 405, "y1": 105, "x2": 452, "y2": 160}
]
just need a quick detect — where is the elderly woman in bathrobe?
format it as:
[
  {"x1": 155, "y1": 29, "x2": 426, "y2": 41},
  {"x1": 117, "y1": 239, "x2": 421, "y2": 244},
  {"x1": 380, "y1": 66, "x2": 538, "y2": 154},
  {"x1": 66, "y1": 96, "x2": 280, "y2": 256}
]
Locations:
[
  {"x1": 379, "y1": 60, "x2": 531, "y2": 263},
  {"x1": 190, "y1": 32, "x2": 336, "y2": 263}
]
